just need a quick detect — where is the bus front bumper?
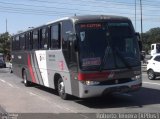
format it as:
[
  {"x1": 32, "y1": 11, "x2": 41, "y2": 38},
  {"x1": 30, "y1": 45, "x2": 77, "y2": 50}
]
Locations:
[{"x1": 78, "y1": 80, "x2": 142, "y2": 98}]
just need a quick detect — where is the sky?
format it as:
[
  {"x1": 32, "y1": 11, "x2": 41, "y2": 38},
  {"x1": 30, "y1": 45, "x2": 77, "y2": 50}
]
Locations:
[{"x1": 0, "y1": 0, "x2": 160, "y2": 34}]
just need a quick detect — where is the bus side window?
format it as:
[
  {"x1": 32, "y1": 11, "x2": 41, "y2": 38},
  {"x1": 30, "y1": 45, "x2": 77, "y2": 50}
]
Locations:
[
  {"x1": 25, "y1": 33, "x2": 29, "y2": 50},
  {"x1": 15, "y1": 36, "x2": 20, "y2": 50},
  {"x1": 51, "y1": 24, "x2": 60, "y2": 49},
  {"x1": 40, "y1": 28, "x2": 48, "y2": 49},
  {"x1": 62, "y1": 20, "x2": 73, "y2": 50},
  {"x1": 12, "y1": 37, "x2": 15, "y2": 51},
  {"x1": 62, "y1": 20, "x2": 76, "y2": 64},
  {"x1": 29, "y1": 32, "x2": 33, "y2": 50},
  {"x1": 33, "y1": 30, "x2": 39, "y2": 49},
  {"x1": 20, "y1": 34, "x2": 25, "y2": 50}
]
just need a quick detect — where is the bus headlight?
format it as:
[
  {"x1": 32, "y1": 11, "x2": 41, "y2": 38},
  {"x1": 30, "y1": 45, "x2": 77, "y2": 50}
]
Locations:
[
  {"x1": 81, "y1": 81, "x2": 100, "y2": 85},
  {"x1": 131, "y1": 75, "x2": 141, "y2": 81}
]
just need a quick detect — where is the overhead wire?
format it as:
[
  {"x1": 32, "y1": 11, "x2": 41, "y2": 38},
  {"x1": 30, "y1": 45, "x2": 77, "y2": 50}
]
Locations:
[{"x1": 0, "y1": 0, "x2": 159, "y2": 22}]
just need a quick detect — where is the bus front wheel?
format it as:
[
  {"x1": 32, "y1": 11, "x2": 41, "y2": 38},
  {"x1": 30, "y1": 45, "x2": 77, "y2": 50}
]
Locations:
[{"x1": 57, "y1": 78, "x2": 69, "y2": 100}]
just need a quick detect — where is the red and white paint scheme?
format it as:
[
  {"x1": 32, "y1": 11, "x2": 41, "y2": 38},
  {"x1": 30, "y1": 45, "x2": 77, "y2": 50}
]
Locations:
[{"x1": 11, "y1": 15, "x2": 142, "y2": 99}]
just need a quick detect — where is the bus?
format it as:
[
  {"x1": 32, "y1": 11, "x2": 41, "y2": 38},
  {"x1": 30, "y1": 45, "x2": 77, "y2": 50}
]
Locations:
[{"x1": 11, "y1": 15, "x2": 142, "y2": 99}]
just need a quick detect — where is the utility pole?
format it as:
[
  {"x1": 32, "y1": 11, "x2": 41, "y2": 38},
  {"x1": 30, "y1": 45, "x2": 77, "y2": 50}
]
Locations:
[
  {"x1": 135, "y1": 0, "x2": 137, "y2": 31},
  {"x1": 140, "y1": 0, "x2": 143, "y2": 36},
  {"x1": 6, "y1": 18, "x2": 8, "y2": 33}
]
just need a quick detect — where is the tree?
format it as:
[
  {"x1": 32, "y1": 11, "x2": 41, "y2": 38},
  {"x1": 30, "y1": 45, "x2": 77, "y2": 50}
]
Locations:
[
  {"x1": 142, "y1": 27, "x2": 160, "y2": 53},
  {"x1": 0, "y1": 32, "x2": 11, "y2": 56}
]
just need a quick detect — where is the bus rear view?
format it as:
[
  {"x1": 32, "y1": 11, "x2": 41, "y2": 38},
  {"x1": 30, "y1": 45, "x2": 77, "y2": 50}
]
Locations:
[{"x1": 74, "y1": 16, "x2": 141, "y2": 98}]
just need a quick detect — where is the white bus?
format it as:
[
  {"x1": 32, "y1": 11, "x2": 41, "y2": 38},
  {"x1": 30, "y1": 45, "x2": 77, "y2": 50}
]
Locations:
[{"x1": 11, "y1": 15, "x2": 142, "y2": 99}]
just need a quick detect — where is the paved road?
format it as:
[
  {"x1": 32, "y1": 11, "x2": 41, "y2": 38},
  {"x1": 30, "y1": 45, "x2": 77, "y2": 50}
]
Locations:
[{"x1": 0, "y1": 67, "x2": 160, "y2": 119}]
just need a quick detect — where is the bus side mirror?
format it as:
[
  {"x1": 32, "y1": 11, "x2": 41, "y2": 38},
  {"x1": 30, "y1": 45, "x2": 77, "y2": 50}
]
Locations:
[
  {"x1": 138, "y1": 40, "x2": 142, "y2": 52},
  {"x1": 135, "y1": 32, "x2": 142, "y2": 51},
  {"x1": 135, "y1": 32, "x2": 140, "y2": 39},
  {"x1": 71, "y1": 34, "x2": 78, "y2": 52},
  {"x1": 67, "y1": 31, "x2": 78, "y2": 52}
]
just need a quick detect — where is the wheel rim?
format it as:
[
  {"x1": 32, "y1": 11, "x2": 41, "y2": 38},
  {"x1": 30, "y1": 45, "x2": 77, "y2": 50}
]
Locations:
[
  {"x1": 148, "y1": 70, "x2": 154, "y2": 79},
  {"x1": 58, "y1": 81, "x2": 65, "y2": 96}
]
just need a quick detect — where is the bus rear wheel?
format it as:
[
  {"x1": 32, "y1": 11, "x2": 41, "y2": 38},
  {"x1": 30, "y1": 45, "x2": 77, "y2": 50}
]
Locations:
[
  {"x1": 57, "y1": 78, "x2": 69, "y2": 100},
  {"x1": 23, "y1": 70, "x2": 30, "y2": 87}
]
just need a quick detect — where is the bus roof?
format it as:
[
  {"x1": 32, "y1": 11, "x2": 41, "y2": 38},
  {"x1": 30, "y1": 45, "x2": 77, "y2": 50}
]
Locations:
[
  {"x1": 71, "y1": 15, "x2": 129, "y2": 22},
  {"x1": 13, "y1": 15, "x2": 130, "y2": 36},
  {"x1": 46, "y1": 15, "x2": 130, "y2": 24}
]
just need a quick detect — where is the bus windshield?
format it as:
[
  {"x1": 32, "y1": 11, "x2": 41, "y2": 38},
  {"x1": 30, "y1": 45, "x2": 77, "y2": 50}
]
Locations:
[{"x1": 76, "y1": 22, "x2": 140, "y2": 71}]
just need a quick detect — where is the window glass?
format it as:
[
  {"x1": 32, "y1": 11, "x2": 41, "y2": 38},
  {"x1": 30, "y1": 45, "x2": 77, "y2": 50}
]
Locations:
[
  {"x1": 51, "y1": 24, "x2": 60, "y2": 49},
  {"x1": 76, "y1": 22, "x2": 140, "y2": 70},
  {"x1": 62, "y1": 20, "x2": 73, "y2": 49},
  {"x1": 33, "y1": 30, "x2": 38, "y2": 49},
  {"x1": 15, "y1": 36, "x2": 20, "y2": 50},
  {"x1": 154, "y1": 56, "x2": 160, "y2": 62},
  {"x1": 29, "y1": 32, "x2": 32, "y2": 50},
  {"x1": 25, "y1": 33, "x2": 29, "y2": 50},
  {"x1": 156, "y1": 44, "x2": 160, "y2": 53},
  {"x1": 12, "y1": 37, "x2": 16, "y2": 51},
  {"x1": 40, "y1": 28, "x2": 48, "y2": 49},
  {"x1": 20, "y1": 34, "x2": 25, "y2": 50}
]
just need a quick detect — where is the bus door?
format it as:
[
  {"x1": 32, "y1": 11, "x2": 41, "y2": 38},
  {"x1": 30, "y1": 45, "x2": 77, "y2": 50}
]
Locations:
[{"x1": 62, "y1": 20, "x2": 78, "y2": 76}]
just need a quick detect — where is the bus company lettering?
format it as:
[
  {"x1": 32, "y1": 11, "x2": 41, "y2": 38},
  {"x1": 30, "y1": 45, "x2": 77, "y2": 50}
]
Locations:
[
  {"x1": 80, "y1": 23, "x2": 102, "y2": 28},
  {"x1": 49, "y1": 54, "x2": 56, "y2": 61},
  {"x1": 39, "y1": 55, "x2": 45, "y2": 61}
]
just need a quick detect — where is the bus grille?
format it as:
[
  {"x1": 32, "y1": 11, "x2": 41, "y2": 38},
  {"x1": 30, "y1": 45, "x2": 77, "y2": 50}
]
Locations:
[{"x1": 99, "y1": 78, "x2": 132, "y2": 85}]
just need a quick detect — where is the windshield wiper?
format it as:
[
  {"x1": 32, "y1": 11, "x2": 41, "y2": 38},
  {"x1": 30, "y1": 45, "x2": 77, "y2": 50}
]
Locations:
[
  {"x1": 99, "y1": 36, "x2": 118, "y2": 72},
  {"x1": 113, "y1": 48, "x2": 132, "y2": 69},
  {"x1": 99, "y1": 45, "x2": 110, "y2": 72}
]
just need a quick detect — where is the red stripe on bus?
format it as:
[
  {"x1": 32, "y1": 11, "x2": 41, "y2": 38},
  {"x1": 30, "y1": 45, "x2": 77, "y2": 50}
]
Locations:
[
  {"x1": 27, "y1": 54, "x2": 36, "y2": 83},
  {"x1": 78, "y1": 72, "x2": 112, "y2": 81}
]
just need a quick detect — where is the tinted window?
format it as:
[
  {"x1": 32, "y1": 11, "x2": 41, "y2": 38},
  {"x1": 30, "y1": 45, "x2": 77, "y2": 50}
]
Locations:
[
  {"x1": 20, "y1": 34, "x2": 25, "y2": 50},
  {"x1": 12, "y1": 37, "x2": 16, "y2": 51},
  {"x1": 51, "y1": 24, "x2": 60, "y2": 49},
  {"x1": 33, "y1": 30, "x2": 38, "y2": 49},
  {"x1": 154, "y1": 56, "x2": 160, "y2": 62},
  {"x1": 76, "y1": 22, "x2": 140, "y2": 71},
  {"x1": 25, "y1": 33, "x2": 30, "y2": 50},
  {"x1": 29, "y1": 32, "x2": 32, "y2": 50},
  {"x1": 156, "y1": 44, "x2": 160, "y2": 53},
  {"x1": 15, "y1": 36, "x2": 20, "y2": 50},
  {"x1": 40, "y1": 28, "x2": 48, "y2": 49},
  {"x1": 62, "y1": 20, "x2": 73, "y2": 49}
]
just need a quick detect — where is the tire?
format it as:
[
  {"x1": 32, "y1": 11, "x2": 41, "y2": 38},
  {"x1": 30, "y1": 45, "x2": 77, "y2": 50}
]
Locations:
[
  {"x1": 147, "y1": 69, "x2": 156, "y2": 80},
  {"x1": 23, "y1": 70, "x2": 30, "y2": 87},
  {"x1": 57, "y1": 78, "x2": 69, "y2": 100}
]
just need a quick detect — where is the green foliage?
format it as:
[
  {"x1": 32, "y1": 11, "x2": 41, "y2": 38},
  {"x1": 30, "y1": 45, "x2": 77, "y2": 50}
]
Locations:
[
  {"x1": 0, "y1": 32, "x2": 11, "y2": 55},
  {"x1": 142, "y1": 27, "x2": 160, "y2": 54}
]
